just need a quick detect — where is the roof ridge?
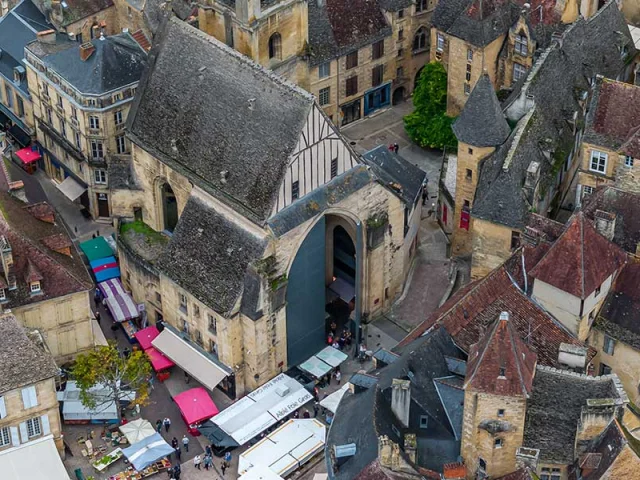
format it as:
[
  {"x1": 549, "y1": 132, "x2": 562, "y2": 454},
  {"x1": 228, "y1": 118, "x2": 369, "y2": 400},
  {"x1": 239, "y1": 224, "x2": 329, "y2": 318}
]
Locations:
[
  {"x1": 508, "y1": 317, "x2": 530, "y2": 397},
  {"x1": 463, "y1": 316, "x2": 501, "y2": 389},
  {"x1": 580, "y1": 213, "x2": 586, "y2": 298}
]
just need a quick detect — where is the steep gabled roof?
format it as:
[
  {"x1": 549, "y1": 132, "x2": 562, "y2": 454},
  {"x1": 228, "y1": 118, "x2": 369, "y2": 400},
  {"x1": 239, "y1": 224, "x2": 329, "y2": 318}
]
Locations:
[
  {"x1": 452, "y1": 74, "x2": 511, "y2": 147},
  {"x1": 464, "y1": 312, "x2": 536, "y2": 397},
  {"x1": 529, "y1": 212, "x2": 627, "y2": 299}
]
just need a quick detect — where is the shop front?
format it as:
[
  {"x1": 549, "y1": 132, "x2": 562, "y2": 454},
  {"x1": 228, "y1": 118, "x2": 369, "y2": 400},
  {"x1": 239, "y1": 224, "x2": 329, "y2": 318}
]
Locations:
[
  {"x1": 340, "y1": 98, "x2": 361, "y2": 126},
  {"x1": 363, "y1": 81, "x2": 391, "y2": 116}
]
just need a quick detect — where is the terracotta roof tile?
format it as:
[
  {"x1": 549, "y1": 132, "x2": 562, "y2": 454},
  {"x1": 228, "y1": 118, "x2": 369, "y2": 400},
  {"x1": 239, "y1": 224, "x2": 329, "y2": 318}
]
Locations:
[
  {"x1": 23, "y1": 202, "x2": 55, "y2": 223},
  {"x1": 40, "y1": 233, "x2": 72, "y2": 252},
  {"x1": 529, "y1": 212, "x2": 627, "y2": 299},
  {"x1": 590, "y1": 79, "x2": 640, "y2": 150}
]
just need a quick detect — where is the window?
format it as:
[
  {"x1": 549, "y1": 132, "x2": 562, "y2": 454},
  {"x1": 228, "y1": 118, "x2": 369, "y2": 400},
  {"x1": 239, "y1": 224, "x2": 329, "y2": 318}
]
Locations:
[
  {"x1": 416, "y1": 0, "x2": 427, "y2": 13},
  {"x1": 319, "y1": 87, "x2": 330, "y2": 106},
  {"x1": 0, "y1": 289, "x2": 5, "y2": 302},
  {"x1": 582, "y1": 185, "x2": 594, "y2": 196},
  {"x1": 372, "y1": 65, "x2": 384, "y2": 87},
  {"x1": 346, "y1": 51, "x2": 358, "y2": 69},
  {"x1": 57, "y1": 94, "x2": 63, "y2": 108},
  {"x1": 0, "y1": 396, "x2": 5, "y2": 418},
  {"x1": 436, "y1": 33, "x2": 445, "y2": 52},
  {"x1": 16, "y1": 96, "x2": 24, "y2": 118},
  {"x1": 396, "y1": 67, "x2": 403, "y2": 78},
  {"x1": 291, "y1": 180, "x2": 300, "y2": 200},
  {"x1": 414, "y1": 27, "x2": 428, "y2": 51},
  {"x1": 346, "y1": 76, "x2": 358, "y2": 96},
  {"x1": 466, "y1": 70, "x2": 471, "y2": 82},
  {"x1": 43, "y1": 83, "x2": 49, "y2": 98},
  {"x1": 590, "y1": 150, "x2": 608, "y2": 173},
  {"x1": 179, "y1": 293, "x2": 188, "y2": 313},
  {"x1": 209, "y1": 340, "x2": 217, "y2": 355},
  {"x1": 397, "y1": 48, "x2": 403, "y2": 58},
  {"x1": 75, "y1": 131, "x2": 81, "y2": 149},
  {"x1": 71, "y1": 106, "x2": 77, "y2": 120},
  {"x1": 116, "y1": 134, "x2": 126, "y2": 154},
  {"x1": 497, "y1": 409, "x2": 505, "y2": 417},
  {"x1": 595, "y1": 284, "x2": 601, "y2": 296},
  {"x1": 494, "y1": 438, "x2": 503, "y2": 448},
  {"x1": 464, "y1": 83, "x2": 471, "y2": 95},
  {"x1": 268, "y1": 33, "x2": 282, "y2": 60},
  {"x1": 466, "y1": 169, "x2": 472, "y2": 180},
  {"x1": 467, "y1": 49, "x2": 473, "y2": 62},
  {"x1": 318, "y1": 62, "x2": 330, "y2": 79},
  {"x1": 419, "y1": 415, "x2": 429, "y2": 429},
  {"x1": 21, "y1": 386, "x2": 37, "y2": 409},
  {"x1": 59, "y1": 118, "x2": 66, "y2": 138},
  {"x1": 625, "y1": 155, "x2": 634, "y2": 167},
  {"x1": 398, "y1": 29, "x2": 404, "y2": 41},
  {"x1": 4, "y1": 84, "x2": 12, "y2": 108},
  {"x1": 499, "y1": 366, "x2": 506, "y2": 377},
  {"x1": 46, "y1": 107, "x2": 52, "y2": 125},
  {"x1": 195, "y1": 329, "x2": 203, "y2": 345},
  {"x1": 603, "y1": 335, "x2": 616, "y2": 355},
  {"x1": 468, "y1": 147, "x2": 474, "y2": 154},
  {"x1": 114, "y1": 110, "x2": 123, "y2": 125},
  {"x1": 89, "y1": 116, "x2": 100, "y2": 129},
  {"x1": 26, "y1": 417, "x2": 41, "y2": 438},
  {"x1": 479, "y1": 458, "x2": 487, "y2": 471},
  {"x1": 513, "y1": 62, "x2": 527, "y2": 82},
  {"x1": 0, "y1": 426, "x2": 9, "y2": 447},
  {"x1": 372, "y1": 40, "x2": 384, "y2": 60},
  {"x1": 599, "y1": 363, "x2": 612, "y2": 375},
  {"x1": 194, "y1": 305, "x2": 200, "y2": 317},
  {"x1": 94, "y1": 169, "x2": 107, "y2": 184},
  {"x1": 331, "y1": 157, "x2": 338, "y2": 178},
  {"x1": 91, "y1": 141, "x2": 104, "y2": 159},
  {"x1": 181, "y1": 318, "x2": 189, "y2": 333},
  {"x1": 113, "y1": 93, "x2": 122, "y2": 103},
  {"x1": 541, "y1": 467, "x2": 561, "y2": 480},
  {"x1": 511, "y1": 231, "x2": 520, "y2": 250},
  {"x1": 30, "y1": 282, "x2": 41, "y2": 293},
  {"x1": 208, "y1": 314, "x2": 217, "y2": 334},
  {"x1": 515, "y1": 34, "x2": 528, "y2": 55},
  {"x1": 398, "y1": 9, "x2": 404, "y2": 18}
]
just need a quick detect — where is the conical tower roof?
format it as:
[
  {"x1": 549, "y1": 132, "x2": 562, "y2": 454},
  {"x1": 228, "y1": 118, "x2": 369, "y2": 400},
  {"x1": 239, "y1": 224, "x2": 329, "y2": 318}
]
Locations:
[{"x1": 452, "y1": 74, "x2": 511, "y2": 147}]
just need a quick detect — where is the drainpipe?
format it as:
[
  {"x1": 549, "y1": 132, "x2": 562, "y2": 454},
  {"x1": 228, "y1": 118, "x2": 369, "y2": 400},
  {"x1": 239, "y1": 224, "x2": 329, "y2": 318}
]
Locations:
[{"x1": 354, "y1": 220, "x2": 363, "y2": 350}]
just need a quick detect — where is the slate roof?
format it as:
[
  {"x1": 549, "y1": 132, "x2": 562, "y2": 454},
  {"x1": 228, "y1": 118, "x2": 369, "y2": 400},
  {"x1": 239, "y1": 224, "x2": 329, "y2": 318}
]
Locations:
[
  {"x1": 0, "y1": 192, "x2": 92, "y2": 309},
  {"x1": 128, "y1": 17, "x2": 314, "y2": 225},
  {"x1": 464, "y1": 313, "x2": 536, "y2": 397},
  {"x1": 308, "y1": 0, "x2": 392, "y2": 67},
  {"x1": 32, "y1": 0, "x2": 114, "y2": 27},
  {"x1": 475, "y1": 2, "x2": 633, "y2": 229},
  {"x1": 156, "y1": 194, "x2": 267, "y2": 316},
  {"x1": 522, "y1": 366, "x2": 621, "y2": 464},
  {"x1": 29, "y1": 32, "x2": 148, "y2": 95},
  {"x1": 583, "y1": 78, "x2": 640, "y2": 155},
  {"x1": 529, "y1": 213, "x2": 627, "y2": 299},
  {"x1": 595, "y1": 259, "x2": 640, "y2": 351},
  {"x1": 376, "y1": 0, "x2": 413, "y2": 12},
  {"x1": 432, "y1": 376, "x2": 464, "y2": 439},
  {"x1": 362, "y1": 146, "x2": 427, "y2": 207},
  {"x1": 0, "y1": 313, "x2": 58, "y2": 394},
  {"x1": 452, "y1": 74, "x2": 511, "y2": 147},
  {"x1": 582, "y1": 186, "x2": 640, "y2": 254},
  {"x1": 400, "y1": 248, "x2": 594, "y2": 367}
]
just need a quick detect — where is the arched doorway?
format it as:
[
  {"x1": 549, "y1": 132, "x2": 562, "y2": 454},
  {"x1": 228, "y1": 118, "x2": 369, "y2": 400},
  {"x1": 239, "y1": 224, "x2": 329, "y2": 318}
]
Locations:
[
  {"x1": 161, "y1": 183, "x2": 178, "y2": 233},
  {"x1": 393, "y1": 87, "x2": 406, "y2": 105}
]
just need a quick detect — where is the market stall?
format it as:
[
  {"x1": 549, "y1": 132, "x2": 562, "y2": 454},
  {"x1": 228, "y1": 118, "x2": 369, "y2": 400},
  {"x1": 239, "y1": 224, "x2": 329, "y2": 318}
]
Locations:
[
  {"x1": 122, "y1": 433, "x2": 174, "y2": 471},
  {"x1": 239, "y1": 466, "x2": 284, "y2": 480},
  {"x1": 0, "y1": 435, "x2": 70, "y2": 480},
  {"x1": 146, "y1": 347, "x2": 175, "y2": 374},
  {"x1": 106, "y1": 293, "x2": 138, "y2": 323},
  {"x1": 107, "y1": 459, "x2": 171, "y2": 480},
  {"x1": 80, "y1": 236, "x2": 114, "y2": 262},
  {"x1": 14, "y1": 146, "x2": 41, "y2": 174},
  {"x1": 134, "y1": 326, "x2": 160, "y2": 351},
  {"x1": 119, "y1": 419, "x2": 157, "y2": 445},
  {"x1": 319, "y1": 384, "x2": 349, "y2": 414},
  {"x1": 61, "y1": 381, "x2": 131, "y2": 424},
  {"x1": 91, "y1": 256, "x2": 120, "y2": 282},
  {"x1": 174, "y1": 387, "x2": 219, "y2": 435}
]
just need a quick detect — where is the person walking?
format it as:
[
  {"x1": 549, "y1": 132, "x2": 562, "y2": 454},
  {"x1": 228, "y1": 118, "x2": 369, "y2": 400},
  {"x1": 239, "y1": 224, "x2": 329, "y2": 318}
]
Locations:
[
  {"x1": 313, "y1": 403, "x2": 319, "y2": 418},
  {"x1": 163, "y1": 417, "x2": 171, "y2": 432},
  {"x1": 204, "y1": 454, "x2": 212, "y2": 471},
  {"x1": 205, "y1": 445, "x2": 212, "y2": 457},
  {"x1": 182, "y1": 434, "x2": 189, "y2": 452},
  {"x1": 221, "y1": 462, "x2": 227, "y2": 476},
  {"x1": 95, "y1": 311, "x2": 101, "y2": 324},
  {"x1": 193, "y1": 454, "x2": 202, "y2": 470},
  {"x1": 393, "y1": 143, "x2": 399, "y2": 154},
  {"x1": 224, "y1": 451, "x2": 232, "y2": 464},
  {"x1": 174, "y1": 446, "x2": 181, "y2": 462},
  {"x1": 336, "y1": 370, "x2": 342, "y2": 384},
  {"x1": 156, "y1": 419, "x2": 162, "y2": 432},
  {"x1": 171, "y1": 437, "x2": 178, "y2": 449}
]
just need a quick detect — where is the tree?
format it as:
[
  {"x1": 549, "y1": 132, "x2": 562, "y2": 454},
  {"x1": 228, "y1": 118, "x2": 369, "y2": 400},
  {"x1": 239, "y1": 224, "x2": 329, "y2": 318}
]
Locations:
[
  {"x1": 404, "y1": 62, "x2": 458, "y2": 150},
  {"x1": 71, "y1": 341, "x2": 152, "y2": 418}
]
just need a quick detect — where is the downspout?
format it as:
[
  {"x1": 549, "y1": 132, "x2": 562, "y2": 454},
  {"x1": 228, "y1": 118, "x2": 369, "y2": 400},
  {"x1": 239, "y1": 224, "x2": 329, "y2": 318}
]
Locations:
[{"x1": 354, "y1": 220, "x2": 363, "y2": 350}]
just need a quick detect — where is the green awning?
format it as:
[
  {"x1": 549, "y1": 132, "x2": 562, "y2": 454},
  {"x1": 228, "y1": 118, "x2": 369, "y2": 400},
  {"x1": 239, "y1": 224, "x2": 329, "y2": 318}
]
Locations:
[{"x1": 79, "y1": 236, "x2": 114, "y2": 262}]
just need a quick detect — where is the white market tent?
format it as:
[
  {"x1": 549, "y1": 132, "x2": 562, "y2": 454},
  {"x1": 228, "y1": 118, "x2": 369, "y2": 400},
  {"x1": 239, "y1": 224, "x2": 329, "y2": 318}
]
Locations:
[
  {"x1": 299, "y1": 346, "x2": 348, "y2": 378},
  {"x1": 119, "y1": 418, "x2": 157, "y2": 444},
  {"x1": 239, "y1": 419, "x2": 326, "y2": 477},
  {"x1": 239, "y1": 466, "x2": 284, "y2": 480},
  {"x1": 210, "y1": 373, "x2": 313, "y2": 446},
  {"x1": 319, "y1": 383, "x2": 349, "y2": 414},
  {"x1": 61, "y1": 381, "x2": 135, "y2": 423},
  {"x1": 122, "y1": 432, "x2": 174, "y2": 471},
  {"x1": 0, "y1": 435, "x2": 70, "y2": 480}
]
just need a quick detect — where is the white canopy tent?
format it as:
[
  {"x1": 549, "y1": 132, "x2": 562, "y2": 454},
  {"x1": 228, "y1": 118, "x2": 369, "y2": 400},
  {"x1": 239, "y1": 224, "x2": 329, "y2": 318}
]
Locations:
[
  {"x1": 56, "y1": 176, "x2": 86, "y2": 201},
  {"x1": 0, "y1": 435, "x2": 70, "y2": 480},
  {"x1": 319, "y1": 383, "x2": 349, "y2": 414},
  {"x1": 239, "y1": 419, "x2": 326, "y2": 477},
  {"x1": 239, "y1": 466, "x2": 283, "y2": 480},
  {"x1": 119, "y1": 419, "x2": 157, "y2": 444}
]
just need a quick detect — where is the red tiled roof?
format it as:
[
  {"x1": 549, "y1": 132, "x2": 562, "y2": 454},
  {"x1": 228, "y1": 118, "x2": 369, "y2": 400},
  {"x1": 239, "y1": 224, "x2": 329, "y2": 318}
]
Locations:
[
  {"x1": 529, "y1": 212, "x2": 627, "y2": 299},
  {"x1": 23, "y1": 202, "x2": 55, "y2": 224},
  {"x1": 325, "y1": 0, "x2": 389, "y2": 49},
  {"x1": 464, "y1": 312, "x2": 536, "y2": 397},
  {"x1": 24, "y1": 259, "x2": 43, "y2": 283},
  {"x1": 495, "y1": 468, "x2": 537, "y2": 480},
  {"x1": 443, "y1": 462, "x2": 466, "y2": 479},
  {"x1": 40, "y1": 233, "x2": 72, "y2": 252},
  {"x1": 620, "y1": 126, "x2": 640, "y2": 159},
  {"x1": 591, "y1": 79, "x2": 640, "y2": 147},
  {"x1": 131, "y1": 29, "x2": 151, "y2": 51}
]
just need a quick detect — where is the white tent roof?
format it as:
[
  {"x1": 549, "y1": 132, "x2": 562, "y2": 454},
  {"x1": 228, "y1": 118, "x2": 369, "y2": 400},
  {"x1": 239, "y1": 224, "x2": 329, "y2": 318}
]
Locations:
[
  {"x1": 319, "y1": 383, "x2": 349, "y2": 414},
  {"x1": 211, "y1": 373, "x2": 313, "y2": 446},
  {"x1": 119, "y1": 418, "x2": 157, "y2": 444},
  {"x1": 239, "y1": 466, "x2": 283, "y2": 480},
  {"x1": 56, "y1": 176, "x2": 86, "y2": 201},
  {"x1": 239, "y1": 419, "x2": 326, "y2": 477},
  {"x1": 0, "y1": 435, "x2": 70, "y2": 480}
]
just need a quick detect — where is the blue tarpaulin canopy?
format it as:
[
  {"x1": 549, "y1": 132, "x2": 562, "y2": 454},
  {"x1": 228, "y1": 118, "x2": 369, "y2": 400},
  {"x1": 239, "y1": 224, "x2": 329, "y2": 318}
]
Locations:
[{"x1": 121, "y1": 432, "x2": 174, "y2": 471}]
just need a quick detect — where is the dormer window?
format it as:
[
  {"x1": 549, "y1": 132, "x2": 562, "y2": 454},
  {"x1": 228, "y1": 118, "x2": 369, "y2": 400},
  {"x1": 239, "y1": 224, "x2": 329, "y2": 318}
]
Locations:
[
  {"x1": 30, "y1": 282, "x2": 41, "y2": 294},
  {"x1": 515, "y1": 34, "x2": 528, "y2": 56},
  {"x1": 499, "y1": 367, "x2": 506, "y2": 377}
]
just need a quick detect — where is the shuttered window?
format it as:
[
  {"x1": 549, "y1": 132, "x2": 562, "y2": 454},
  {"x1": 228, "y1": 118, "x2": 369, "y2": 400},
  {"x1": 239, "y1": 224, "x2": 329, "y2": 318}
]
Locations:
[{"x1": 21, "y1": 386, "x2": 37, "y2": 409}]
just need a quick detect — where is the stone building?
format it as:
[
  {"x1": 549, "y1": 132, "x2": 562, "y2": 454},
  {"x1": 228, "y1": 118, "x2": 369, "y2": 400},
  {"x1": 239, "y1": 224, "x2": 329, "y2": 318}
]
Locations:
[
  {"x1": 0, "y1": 313, "x2": 63, "y2": 456},
  {"x1": 430, "y1": 0, "x2": 578, "y2": 116},
  {"x1": 118, "y1": 17, "x2": 422, "y2": 397},
  {"x1": 24, "y1": 30, "x2": 147, "y2": 219},
  {"x1": 0, "y1": 191, "x2": 99, "y2": 364}
]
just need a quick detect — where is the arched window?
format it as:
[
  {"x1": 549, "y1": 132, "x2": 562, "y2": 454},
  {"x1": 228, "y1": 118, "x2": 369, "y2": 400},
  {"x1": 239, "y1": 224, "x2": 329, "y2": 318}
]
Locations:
[
  {"x1": 416, "y1": 0, "x2": 427, "y2": 13},
  {"x1": 413, "y1": 27, "x2": 427, "y2": 51},
  {"x1": 268, "y1": 33, "x2": 282, "y2": 60}
]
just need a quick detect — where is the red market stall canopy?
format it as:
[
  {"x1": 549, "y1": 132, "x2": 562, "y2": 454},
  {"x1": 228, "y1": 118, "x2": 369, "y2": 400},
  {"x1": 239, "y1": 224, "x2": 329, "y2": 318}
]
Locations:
[
  {"x1": 146, "y1": 347, "x2": 175, "y2": 372},
  {"x1": 15, "y1": 147, "x2": 41, "y2": 164},
  {"x1": 174, "y1": 387, "x2": 219, "y2": 426},
  {"x1": 135, "y1": 326, "x2": 160, "y2": 351}
]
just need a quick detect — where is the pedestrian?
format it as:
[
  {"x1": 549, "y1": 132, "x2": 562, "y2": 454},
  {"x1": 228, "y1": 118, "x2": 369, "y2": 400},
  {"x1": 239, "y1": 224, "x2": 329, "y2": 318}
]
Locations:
[
  {"x1": 293, "y1": 410, "x2": 300, "y2": 419},
  {"x1": 171, "y1": 437, "x2": 178, "y2": 449},
  {"x1": 303, "y1": 410, "x2": 310, "y2": 419},
  {"x1": 205, "y1": 445, "x2": 212, "y2": 457},
  {"x1": 95, "y1": 311, "x2": 101, "y2": 324},
  {"x1": 167, "y1": 466, "x2": 174, "y2": 479},
  {"x1": 224, "y1": 451, "x2": 232, "y2": 463},
  {"x1": 174, "y1": 462, "x2": 181, "y2": 480},
  {"x1": 163, "y1": 417, "x2": 171, "y2": 432},
  {"x1": 194, "y1": 454, "x2": 202, "y2": 470},
  {"x1": 336, "y1": 370, "x2": 342, "y2": 384},
  {"x1": 204, "y1": 454, "x2": 212, "y2": 470},
  {"x1": 388, "y1": 143, "x2": 394, "y2": 152},
  {"x1": 175, "y1": 446, "x2": 181, "y2": 461},
  {"x1": 422, "y1": 189, "x2": 428, "y2": 206},
  {"x1": 393, "y1": 143, "x2": 399, "y2": 154},
  {"x1": 221, "y1": 462, "x2": 227, "y2": 476},
  {"x1": 313, "y1": 402, "x2": 319, "y2": 417},
  {"x1": 184, "y1": 371, "x2": 190, "y2": 384},
  {"x1": 182, "y1": 434, "x2": 189, "y2": 452},
  {"x1": 156, "y1": 419, "x2": 162, "y2": 432}
]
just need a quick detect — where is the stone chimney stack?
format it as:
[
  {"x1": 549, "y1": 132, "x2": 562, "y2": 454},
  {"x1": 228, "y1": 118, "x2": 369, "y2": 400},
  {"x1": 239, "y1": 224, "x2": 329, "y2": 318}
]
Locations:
[
  {"x1": 594, "y1": 210, "x2": 616, "y2": 241},
  {"x1": 0, "y1": 236, "x2": 15, "y2": 290},
  {"x1": 515, "y1": 447, "x2": 540, "y2": 471},
  {"x1": 403, "y1": 433, "x2": 416, "y2": 463},
  {"x1": 575, "y1": 400, "x2": 618, "y2": 456},
  {"x1": 80, "y1": 42, "x2": 96, "y2": 61},
  {"x1": 236, "y1": 0, "x2": 261, "y2": 23},
  {"x1": 36, "y1": 29, "x2": 57, "y2": 45},
  {"x1": 557, "y1": 343, "x2": 587, "y2": 372},
  {"x1": 391, "y1": 378, "x2": 410, "y2": 428}
]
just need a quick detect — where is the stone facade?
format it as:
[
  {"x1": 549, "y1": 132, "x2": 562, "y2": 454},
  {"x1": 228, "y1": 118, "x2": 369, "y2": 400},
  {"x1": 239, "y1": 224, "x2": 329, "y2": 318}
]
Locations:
[{"x1": 470, "y1": 218, "x2": 515, "y2": 280}]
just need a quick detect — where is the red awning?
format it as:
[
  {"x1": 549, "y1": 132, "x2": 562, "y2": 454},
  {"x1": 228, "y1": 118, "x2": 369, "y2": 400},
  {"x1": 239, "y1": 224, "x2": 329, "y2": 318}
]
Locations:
[
  {"x1": 134, "y1": 326, "x2": 160, "y2": 351},
  {"x1": 146, "y1": 347, "x2": 175, "y2": 372},
  {"x1": 15, "y1": 147, "x2": 41, "y2": 164},
  {"x1": 174, "y1": 387, "x2": 219, "y2": 426}
]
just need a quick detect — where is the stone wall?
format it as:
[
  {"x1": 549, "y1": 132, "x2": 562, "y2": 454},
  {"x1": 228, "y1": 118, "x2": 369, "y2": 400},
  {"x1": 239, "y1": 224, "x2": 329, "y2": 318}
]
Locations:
[
  {"x1": 470, "y1": 218, "x2": 516, "y2": 280},
  {"x1": 615, "y1": 154, "x2": 640, "y2": 194}
]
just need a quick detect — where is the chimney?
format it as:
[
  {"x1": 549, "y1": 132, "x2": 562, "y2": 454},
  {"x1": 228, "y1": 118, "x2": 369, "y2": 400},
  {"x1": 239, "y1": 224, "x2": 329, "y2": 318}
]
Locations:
[
  {"x1": 36, "y1": 29, "x2": 57, "y2": 45},
  {"x1": 50, "y1": 0, "x2": 63, "y2": 23},
  {"x1": 236, "y1": 0, "x2": 261, "y2": 23},
  {"x1": 0, "y1": 236, "x2": 15, "y2": 291},
  {"x1": 523, "y1": 160, "x2": 541, "y2": 204},
  {"x1": 557, "y1": 343, "x2": 587, "y2": 372},
  {"x1": 515, "y1": 447, "x2": 540, "y2": 471},
  {"x1": 443, "y1": 462, "x2": 466, "y2": 480},
  {"x1": 391, "y1": 378, "x2": 410, "y2": 428},
  {"x1": 594, "y1": 210, "x2": 616, "y2": 241},
  {"x1": 575, "y1": 400, "x2": 617, "y2": 456},
  {"x1": 79, "y1": 42, "x2": 95, "y2": 61},
  {"x1": 332, "y1": 443, "x2": 356, "y2": 469},
  {"x1": 403, "y1": 433, "x2": 416, "y2": 463},
  {"x1": 378, "y1": 436, "x2": 392, "y2": 467},
  {"x1": 522, "y1": 226, "x2": 543, "y2": 246}
]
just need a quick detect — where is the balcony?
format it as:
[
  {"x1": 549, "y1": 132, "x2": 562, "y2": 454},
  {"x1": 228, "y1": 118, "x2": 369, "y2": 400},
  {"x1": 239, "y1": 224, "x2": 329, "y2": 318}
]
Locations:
[{"x1": 37, "y1": 119, "x2": 85, "y2": 162}]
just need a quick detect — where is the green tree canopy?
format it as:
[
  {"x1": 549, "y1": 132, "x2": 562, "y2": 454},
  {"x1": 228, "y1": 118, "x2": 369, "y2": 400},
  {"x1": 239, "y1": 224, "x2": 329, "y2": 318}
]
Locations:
[
  {"x1": 71, "y1": 341, "x2": 152, "y2": 417},
  {"x1": 404, "y1": 62, "x2": 458, "y2": 150}
]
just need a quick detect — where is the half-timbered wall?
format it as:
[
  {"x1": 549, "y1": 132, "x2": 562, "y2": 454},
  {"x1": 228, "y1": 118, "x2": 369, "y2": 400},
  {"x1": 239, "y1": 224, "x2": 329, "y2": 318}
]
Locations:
[{"x1": 272, "y1": 105, "x2": 360, "y2": 214}]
